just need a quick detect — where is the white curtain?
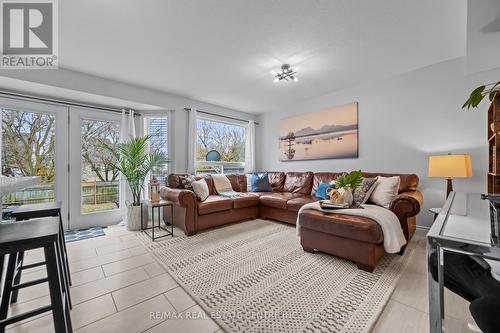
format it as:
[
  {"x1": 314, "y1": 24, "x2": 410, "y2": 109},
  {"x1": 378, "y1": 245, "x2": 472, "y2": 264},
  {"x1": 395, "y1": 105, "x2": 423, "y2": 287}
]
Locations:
[
  {"x1": 245, "y1": 120, "x2": 256, "y2": 173},
  {"x1": 119, "y1": 109, "x2": 136, "y2": 225},
  {"x1": 187, "y1": 107, "x2": 197, "y2": 174}
]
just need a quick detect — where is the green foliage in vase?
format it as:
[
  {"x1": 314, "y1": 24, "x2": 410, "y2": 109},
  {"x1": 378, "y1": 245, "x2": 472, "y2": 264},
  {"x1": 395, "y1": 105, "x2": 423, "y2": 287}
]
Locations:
[
  {"x1": 463, "y1": 81, "x2": 500, "y2": 109},
  {"x1": 101, "y1": 136, "x2": 167, "y2": 206},
  {"x1": 335, "y1": 170, "x2": 363, "y2": 190}
]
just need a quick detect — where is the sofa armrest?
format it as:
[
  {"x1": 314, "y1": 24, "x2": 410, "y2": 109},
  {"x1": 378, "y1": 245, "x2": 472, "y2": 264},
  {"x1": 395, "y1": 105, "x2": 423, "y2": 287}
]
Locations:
[
  {"x1": 160, "y1": 187, "x2": 196, "y2": 206},
  {"x1": 389, "y1": 190, "x2": 423, "y2": 241},
  {"x1": 160, "y1": 187, "x2": 198, "y2": 235}
]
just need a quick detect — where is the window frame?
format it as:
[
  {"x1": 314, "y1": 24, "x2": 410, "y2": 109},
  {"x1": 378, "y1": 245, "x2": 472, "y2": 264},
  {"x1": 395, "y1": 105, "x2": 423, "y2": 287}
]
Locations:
[
  {"x1": 142, "y1": 111, "x2": 173, "y2": 181},
  {"x1": 195, "y1": 114, "x2": 247, "y2": 174}
]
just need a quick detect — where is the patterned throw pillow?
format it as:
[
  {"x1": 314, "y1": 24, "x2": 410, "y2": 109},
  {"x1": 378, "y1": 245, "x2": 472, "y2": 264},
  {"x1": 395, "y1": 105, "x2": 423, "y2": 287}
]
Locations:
[
  {"x1": 178, "y1": 175, "x2": 195, "y2": 191},
  {"x1": 315, "y1": 183, "x2": 336, "y2": 200},
  {"x1": 353, "y1": 177, "x2": 378, "y2": 205},
  {"x1": 191, "y1": 178, "x2": 209, "y2": 201}
]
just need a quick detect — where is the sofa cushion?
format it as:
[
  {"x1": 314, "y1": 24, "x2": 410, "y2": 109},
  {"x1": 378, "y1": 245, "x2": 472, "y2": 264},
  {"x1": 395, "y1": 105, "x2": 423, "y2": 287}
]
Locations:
[
  {"x1": 312, "y1": 172, "x2": 343, "y2": 195},
  {"x1": 232, "y1": 194, "x2": 260, "y2": 209},
  {"x1": 226, "y1": 174, "x2": 246, "y2": 192},
  {"x1": 299, "y1": 210, "x2": 383, "y2": 244},
  {"x1": 267, "y1": 172, "x2": 286, "y2": 191},
  {"x1": 197, "y1": 195, "x2": 233, "y2": 215},
  {"x1": 286, "y1": 195, "x2": 319, "y2": 212},
  {"x1": 260, "y1": 193, "x2": 299, "y2": 209},
  {"x1": 362, "y1": 172, "x2": 418, "y2": 193},
  {"x1": 283, "y1": 172, "x2": 314, "y2": 194}
]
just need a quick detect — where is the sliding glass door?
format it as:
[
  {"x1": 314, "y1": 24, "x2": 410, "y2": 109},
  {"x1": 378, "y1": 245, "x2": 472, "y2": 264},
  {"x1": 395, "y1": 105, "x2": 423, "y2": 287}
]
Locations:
[
  {"x1": 68, "y1": 106, "x2": 123, "y2": 229},
  {"x1": 0, "y1": 97, "x2": 69, "y2": 225}
]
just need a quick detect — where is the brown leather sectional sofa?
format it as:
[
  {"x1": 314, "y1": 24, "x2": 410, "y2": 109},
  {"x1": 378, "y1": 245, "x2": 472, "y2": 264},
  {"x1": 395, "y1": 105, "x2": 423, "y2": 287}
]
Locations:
[{"x1": 160, "y1": 171, "x2": 423, "y2": 271}]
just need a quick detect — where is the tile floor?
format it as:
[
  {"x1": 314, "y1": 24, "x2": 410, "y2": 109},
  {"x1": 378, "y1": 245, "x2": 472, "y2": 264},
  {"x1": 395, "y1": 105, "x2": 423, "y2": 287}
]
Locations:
[{"x1": 5, "y1": 224, "x2": 474, "y2": 333}]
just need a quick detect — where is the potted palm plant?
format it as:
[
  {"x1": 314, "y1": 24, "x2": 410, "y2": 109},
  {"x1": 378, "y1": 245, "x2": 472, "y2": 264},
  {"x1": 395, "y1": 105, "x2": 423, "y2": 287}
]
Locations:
[{"x1": 102, "y1": 136, "x2": 166, "y2": 230}]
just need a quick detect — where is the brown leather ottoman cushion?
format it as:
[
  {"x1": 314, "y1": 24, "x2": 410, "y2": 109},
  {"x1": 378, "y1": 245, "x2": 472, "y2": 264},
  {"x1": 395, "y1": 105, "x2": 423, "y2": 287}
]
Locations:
[
  {"x1": 233, "y1": 194, "x2": 260, "y2": 209},
  {"x1": 286, "y1": 195, "x2": 319, "y2": 212},
  {"x1": 197, "y1": 195, "x2": 233, "y2": 215},
  {"x1": 299, "y1": 210, "x2": 383, "y2": 244},
  {"x1": 260, "y1": 193, "x2": 299, "y2": 209}
]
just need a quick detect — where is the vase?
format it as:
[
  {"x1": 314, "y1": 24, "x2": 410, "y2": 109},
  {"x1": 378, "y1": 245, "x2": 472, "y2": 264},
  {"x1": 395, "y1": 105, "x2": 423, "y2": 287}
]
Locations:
[
  {"x1": 342, "y1": 187, "x2": 354, "y2": 206},
  {"x1": 329, "y1": 187, "x2": 353, "y2": 206},
  {"x1": 126, "y1": 204, "x2": 142, "y2": 231}
]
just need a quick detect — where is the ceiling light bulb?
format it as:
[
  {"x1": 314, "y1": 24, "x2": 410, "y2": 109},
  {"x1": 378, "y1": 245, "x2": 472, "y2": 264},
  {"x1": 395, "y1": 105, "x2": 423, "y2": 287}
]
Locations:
[
  {"x1": 273, "y1": 77, "x2": 279, "y2": 83},
  {"x1": 293, "y1": 77, "x2": 298, "y2": 82}
]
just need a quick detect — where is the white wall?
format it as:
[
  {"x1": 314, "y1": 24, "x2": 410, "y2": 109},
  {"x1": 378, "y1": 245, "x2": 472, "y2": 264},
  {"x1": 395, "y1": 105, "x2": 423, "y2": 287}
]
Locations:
[{"x1": 256, "y1": 57, "x2": 500, "y2": 229}]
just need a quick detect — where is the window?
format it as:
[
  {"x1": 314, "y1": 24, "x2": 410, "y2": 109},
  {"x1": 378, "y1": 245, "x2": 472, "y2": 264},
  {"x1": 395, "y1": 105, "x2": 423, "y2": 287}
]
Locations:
[
  {"x1": 80, "y1": 119, "x2": 120, "y2": 213},
  {"x1": 1, "y1": 108, "x2": 56, "y2": 208},
  {"x1": 144, "y1": 115, "x2": 169, "y2": 184},
  {"x1": 196, "y1": 116, "x2": 246, "y2": 174}
]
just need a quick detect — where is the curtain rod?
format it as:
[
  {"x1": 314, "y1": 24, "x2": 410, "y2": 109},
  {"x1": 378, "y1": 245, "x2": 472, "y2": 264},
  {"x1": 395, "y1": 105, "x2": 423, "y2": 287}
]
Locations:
[
  {"x1": 184, "y1": 107, "x2": 259, "y2": 125},
  {"x1": 0, "y1": 90, "x2": 142, "y2": 116}
]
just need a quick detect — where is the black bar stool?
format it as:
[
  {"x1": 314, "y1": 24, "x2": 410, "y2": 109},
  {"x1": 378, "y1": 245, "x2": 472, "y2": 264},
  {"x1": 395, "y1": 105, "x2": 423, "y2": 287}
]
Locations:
[
  {"x1": 10, "y1": 202, "x2": 72, "y2": 306},
  {"x1": 0, "y1": 218, "x2": 72, "y2": 333}
]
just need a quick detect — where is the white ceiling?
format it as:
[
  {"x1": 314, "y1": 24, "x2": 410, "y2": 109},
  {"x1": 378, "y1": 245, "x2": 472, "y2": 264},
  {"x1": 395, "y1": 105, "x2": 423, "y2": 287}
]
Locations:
[{"x1": 60, "y1": 0, "x2": 467, "y2": 113}]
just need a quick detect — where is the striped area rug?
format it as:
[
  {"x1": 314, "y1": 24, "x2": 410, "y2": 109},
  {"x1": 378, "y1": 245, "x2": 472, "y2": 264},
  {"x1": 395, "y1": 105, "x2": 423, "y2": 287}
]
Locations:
[{"x1": 138, "y1": 219, "x2": 411, "y2": 333}]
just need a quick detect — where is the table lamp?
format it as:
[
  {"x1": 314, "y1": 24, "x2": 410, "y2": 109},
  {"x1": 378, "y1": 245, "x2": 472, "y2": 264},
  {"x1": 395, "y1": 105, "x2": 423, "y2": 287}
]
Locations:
[{"x1": 428, "y1": 154, "x2": 473, "y2": 198}]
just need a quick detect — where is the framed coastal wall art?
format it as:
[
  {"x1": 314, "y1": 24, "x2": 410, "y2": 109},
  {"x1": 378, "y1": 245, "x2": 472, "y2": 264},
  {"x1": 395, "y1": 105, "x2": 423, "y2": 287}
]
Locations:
[{"x1": 279, "y1": 102, "x2": 358, "y2": 161}]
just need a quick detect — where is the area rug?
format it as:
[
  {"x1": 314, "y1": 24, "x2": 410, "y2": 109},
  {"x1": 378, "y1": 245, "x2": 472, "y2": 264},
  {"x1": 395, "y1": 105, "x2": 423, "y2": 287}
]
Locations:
[
  {"x1": 64, "y1": 226, "x2": 106, "y2": 243},
  {"x1": 138, "y1": 219, "x2": 412, "y2": 333}
]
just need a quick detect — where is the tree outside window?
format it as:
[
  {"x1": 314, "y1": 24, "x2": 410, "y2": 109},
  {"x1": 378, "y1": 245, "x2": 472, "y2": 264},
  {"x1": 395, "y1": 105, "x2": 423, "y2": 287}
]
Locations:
[{"x1": 196, "y1": 117, "x2": 246, "y2": 174}]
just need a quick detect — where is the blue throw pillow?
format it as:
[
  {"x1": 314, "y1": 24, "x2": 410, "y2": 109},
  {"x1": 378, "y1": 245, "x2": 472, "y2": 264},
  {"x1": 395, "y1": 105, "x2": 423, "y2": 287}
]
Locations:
[
  {"x1": 251, "y1": 172, "x2": 273, "y2": 192},
  {"x1": 315, "y1": 183, "x2": 335, "y2": 200}
]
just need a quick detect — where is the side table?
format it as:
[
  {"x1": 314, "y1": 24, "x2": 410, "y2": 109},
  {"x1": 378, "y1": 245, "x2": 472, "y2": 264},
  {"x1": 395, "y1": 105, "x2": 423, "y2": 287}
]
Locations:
[
  {"x1": 429, "y1": 207, "x2": 441, "y2": 221},
  {"x1": 141, "y1": 200, "x2": 173, "y2": 241}
]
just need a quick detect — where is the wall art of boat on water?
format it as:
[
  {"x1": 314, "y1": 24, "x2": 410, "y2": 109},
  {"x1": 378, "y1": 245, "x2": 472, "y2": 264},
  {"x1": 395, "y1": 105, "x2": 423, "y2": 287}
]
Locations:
[{"x1": 279, "y1": 102, "x2": 358, "y2": 161}]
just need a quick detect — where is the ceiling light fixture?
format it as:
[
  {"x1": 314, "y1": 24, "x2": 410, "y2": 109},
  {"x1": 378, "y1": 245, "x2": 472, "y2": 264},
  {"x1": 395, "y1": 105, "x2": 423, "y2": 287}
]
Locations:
[{"x1": 272, "y1": 64, "x2": 298, "y2": 82}]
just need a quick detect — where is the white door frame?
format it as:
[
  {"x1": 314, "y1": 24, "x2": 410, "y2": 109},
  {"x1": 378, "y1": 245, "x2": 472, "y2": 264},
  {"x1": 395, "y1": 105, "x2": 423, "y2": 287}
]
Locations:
[
  {"x1": 68, "y1": 106, "x2": 123, "y2": 229},
  {"x1": 0, "y1": 97, "x2": 69, "y2": 228}
]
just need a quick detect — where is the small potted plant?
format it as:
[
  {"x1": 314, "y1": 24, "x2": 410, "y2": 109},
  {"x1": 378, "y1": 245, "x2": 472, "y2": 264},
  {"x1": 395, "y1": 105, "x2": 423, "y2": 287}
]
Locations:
[
  {"x1": 328, "y1": 170, "x2": 363, "y2": 206},
  {"x1": 102, "y1": 136, "x2": 166, "y2": 230}
]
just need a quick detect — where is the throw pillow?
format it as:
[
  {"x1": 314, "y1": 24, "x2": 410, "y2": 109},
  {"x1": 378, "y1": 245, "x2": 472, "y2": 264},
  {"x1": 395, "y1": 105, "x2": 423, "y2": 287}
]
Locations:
[
  {"x1": 315, "y1": 183, "x2": 336, "y2": 200},
  {"x1": 212, "y1": 174, "x2": 233, "y2": 194},
  {"x1": 191, "y1": 178, "x2": 209, "y2": 201},
  {"x1": 178, "y1": 175, "x2": 195, "y2": 191},
  {"x1": 368, "y1": 176, "x2": 401, "y2": 209},
  {"x1": 353, "y1": 177, "x2": 378, "y2": 205},
  {"x1": 251, "y1": 172, "x2": 273, "y2": 192},
  {"x1": 246, "y1": 174, "x2": 252, "y2": 192}
]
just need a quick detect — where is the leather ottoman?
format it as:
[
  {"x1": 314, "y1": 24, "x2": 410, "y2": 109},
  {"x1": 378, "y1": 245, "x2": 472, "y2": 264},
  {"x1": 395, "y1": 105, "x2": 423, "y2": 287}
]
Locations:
[{"x1": 299, "y1": 210, "x2": 390, "y2": 272}]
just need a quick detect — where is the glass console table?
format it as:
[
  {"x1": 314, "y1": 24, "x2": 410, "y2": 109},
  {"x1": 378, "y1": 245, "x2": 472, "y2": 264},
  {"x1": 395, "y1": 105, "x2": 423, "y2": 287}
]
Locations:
[{"x1": 427, "y1": 192, "x2": 500, "y2": 333}]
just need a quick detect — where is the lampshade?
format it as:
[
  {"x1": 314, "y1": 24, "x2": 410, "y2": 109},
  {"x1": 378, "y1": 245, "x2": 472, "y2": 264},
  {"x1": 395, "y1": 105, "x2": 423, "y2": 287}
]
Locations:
[{"x1": 428, "y1": 154, "x2": 473, "y2": 178}]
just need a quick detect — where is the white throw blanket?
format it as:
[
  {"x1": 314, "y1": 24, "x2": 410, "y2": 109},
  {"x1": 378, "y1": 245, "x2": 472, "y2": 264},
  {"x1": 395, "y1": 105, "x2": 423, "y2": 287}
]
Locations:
[
  {"x1": 212, "y1": 174, "x2": 241, "y2": 198},
  {"x1": 297, "y1": 202, "x2": 406, "y2": 253}
]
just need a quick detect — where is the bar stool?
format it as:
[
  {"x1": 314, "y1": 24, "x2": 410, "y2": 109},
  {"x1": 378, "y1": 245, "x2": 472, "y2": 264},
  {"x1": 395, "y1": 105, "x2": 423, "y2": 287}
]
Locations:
[
  {"x1": 0, "y1": 218, "x2": 72, "y2": 333},
  {"x1": 10, "y1": 202, "x2": 71, "y2": 307}
]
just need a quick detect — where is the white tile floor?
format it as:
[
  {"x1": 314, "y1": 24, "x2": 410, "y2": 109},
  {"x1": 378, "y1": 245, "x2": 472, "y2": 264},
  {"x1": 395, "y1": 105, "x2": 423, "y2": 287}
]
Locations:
[{"x1": 5, "y1": 224, "x2": 474, "y2": 333}]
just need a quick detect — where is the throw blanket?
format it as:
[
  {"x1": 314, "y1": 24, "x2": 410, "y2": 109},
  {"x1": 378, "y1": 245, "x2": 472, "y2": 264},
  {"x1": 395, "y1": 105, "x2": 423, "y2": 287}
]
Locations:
[
  {"x1": 212, "y1": 174, "x2": 241, "y2": 198},
  {"x1": 297, "y1": 202, "x2": 406, "y2": 253}
]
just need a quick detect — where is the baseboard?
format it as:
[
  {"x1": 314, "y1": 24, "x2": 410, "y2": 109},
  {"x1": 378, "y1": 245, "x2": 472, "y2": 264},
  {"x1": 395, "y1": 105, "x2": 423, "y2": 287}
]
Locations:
[{"x1": 415, "y1": 225, "x2": 430, "y2": 236}]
